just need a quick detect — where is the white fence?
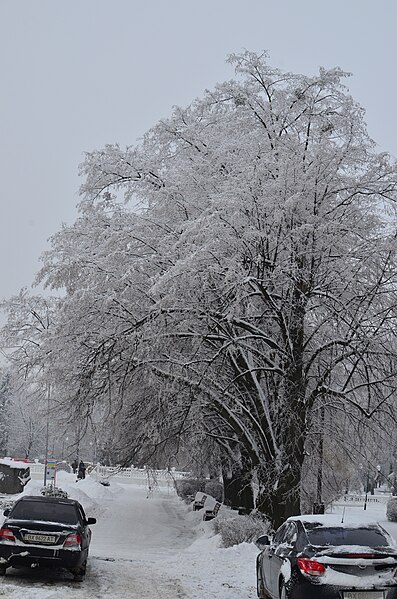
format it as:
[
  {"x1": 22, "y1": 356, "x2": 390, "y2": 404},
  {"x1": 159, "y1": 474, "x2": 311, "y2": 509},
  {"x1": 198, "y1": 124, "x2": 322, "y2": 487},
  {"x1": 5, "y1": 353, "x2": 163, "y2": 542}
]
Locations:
[
  {"x1": 332, "y1": 493, "x2": 391, "y2": 507},
  {"x1": 29, "y1": 462, "x2": 191, "y2": 486},
  {"x1": 92, "y1": 464, "x2": 190, "y2": 485}
]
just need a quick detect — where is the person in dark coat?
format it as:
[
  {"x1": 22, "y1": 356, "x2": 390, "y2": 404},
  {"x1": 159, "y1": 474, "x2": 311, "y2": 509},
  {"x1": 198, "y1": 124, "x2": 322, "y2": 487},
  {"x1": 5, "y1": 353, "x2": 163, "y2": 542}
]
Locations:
[
  {"x1": 71, "y1": 459, "x2": 78, "y2": 475},
  {"x1": 78, "y1": 461, "x2": 86, "y2": 479}
]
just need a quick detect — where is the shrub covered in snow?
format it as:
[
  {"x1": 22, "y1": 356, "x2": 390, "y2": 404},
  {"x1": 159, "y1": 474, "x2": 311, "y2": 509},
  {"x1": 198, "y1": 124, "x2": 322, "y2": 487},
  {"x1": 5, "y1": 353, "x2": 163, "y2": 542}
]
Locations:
[
  {"x1": 174, "y1": 478, "x2": 206, "y2": 501},
  {"x1": 40, "y1": 485, "x2": 68, "y2": 498},
  {"x1": 386, "y1": 497, "x2": 397, "y2": 522},
  {"x1": 204, "y1": 480, "x2": 223, "y2": 502},
  {"x1": 213, "y1": 513, "x2": 270, "y2": 548}
]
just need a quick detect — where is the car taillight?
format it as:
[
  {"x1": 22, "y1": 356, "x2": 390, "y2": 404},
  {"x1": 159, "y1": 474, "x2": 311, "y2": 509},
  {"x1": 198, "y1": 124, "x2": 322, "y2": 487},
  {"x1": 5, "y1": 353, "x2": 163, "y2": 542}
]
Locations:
[
  {"x1": 297, "y1": 557, "x2": 326, "y2": 576},
  {"x1": 0, "y1": 528, "x2": 15, "y2": 543},
  {"x1": 64, "y1": 533, "x2": 81, "y2": 548}
]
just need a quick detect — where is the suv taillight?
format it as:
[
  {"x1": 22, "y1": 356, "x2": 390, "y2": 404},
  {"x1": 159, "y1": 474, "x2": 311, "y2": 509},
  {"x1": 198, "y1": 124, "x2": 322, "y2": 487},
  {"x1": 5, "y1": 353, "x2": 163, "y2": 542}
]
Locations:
[
  {"x1": 63, "y1": 533, "x2": 81, "y2": 548},
  {"x1": 297, "y1": 557, "x2": 326, "y2": 576},
  {"x1": 0, "y1": 528, "x2": 15, "y2": 543}
]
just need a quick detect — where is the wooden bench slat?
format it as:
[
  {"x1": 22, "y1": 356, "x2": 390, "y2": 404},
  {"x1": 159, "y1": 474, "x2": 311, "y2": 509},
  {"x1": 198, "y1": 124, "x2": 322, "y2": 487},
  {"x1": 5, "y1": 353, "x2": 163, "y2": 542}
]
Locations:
[{"x1": 203, "y1": 501, "x2": 222, "y2": 521}]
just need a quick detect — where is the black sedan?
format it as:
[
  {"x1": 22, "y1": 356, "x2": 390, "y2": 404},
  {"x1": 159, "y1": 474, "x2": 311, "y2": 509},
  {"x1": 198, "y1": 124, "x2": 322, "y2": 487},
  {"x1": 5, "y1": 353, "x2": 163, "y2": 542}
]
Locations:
[
  {"x1": 0, "y1": 495, "x2": 96, "y2": 581},
  {"x1": 256, "y1": 514, "x2": 397, "y2": 599}
]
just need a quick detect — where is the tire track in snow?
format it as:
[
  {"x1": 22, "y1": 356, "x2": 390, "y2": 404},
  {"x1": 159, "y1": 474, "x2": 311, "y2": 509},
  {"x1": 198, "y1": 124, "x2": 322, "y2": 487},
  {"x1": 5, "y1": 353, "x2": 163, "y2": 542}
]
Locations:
[{"x1": 0, "y1": 559, "x2": 187, "y2": 598}]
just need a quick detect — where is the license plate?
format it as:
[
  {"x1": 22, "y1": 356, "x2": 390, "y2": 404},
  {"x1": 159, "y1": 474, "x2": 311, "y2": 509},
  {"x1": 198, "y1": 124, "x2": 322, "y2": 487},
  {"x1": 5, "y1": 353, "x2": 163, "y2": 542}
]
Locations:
[
  {"x1": 343, "y1": 592, "x2": 385, "y2": 599},
  {"x1": 23, "y1": 533, "x2": 56, "y2": 544}
]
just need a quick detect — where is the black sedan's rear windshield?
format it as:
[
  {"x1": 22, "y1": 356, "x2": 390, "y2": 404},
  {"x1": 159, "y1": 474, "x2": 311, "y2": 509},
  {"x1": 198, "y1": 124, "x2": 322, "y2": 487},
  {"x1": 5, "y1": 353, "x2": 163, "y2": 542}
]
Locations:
[
  {"x1": 10, "y1": 501, "x2": 78, "y2": 524},
  {"x1": 306, "y1": 526, "x2": 389, "y2": 547}
]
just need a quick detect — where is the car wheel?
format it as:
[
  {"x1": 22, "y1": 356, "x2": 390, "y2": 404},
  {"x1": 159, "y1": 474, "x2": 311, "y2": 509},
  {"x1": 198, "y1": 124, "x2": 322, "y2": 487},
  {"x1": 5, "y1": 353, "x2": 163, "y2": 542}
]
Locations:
[
  {"x1": 72, "y1": 569, "x2": 85, "y2": 582},
  {"x1": 71, "y1": 561, "x2": 86, "y2": 582}
]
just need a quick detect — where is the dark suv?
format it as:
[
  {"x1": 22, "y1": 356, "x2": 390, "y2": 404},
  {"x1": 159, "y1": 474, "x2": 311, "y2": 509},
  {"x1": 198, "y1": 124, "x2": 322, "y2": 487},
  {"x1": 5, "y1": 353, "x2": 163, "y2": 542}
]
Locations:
[{"x1": 0, "y1": 495, "x2": 96, "y2": 581}]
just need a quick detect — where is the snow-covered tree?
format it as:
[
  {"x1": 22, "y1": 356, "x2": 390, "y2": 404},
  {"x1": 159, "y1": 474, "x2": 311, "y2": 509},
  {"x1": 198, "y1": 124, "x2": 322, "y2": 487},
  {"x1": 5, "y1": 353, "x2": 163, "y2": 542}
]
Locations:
[
  {"x1": 5, "y1": 382, "x2": 47, "y2": 459},
  {"x1": 23, "y1": 52, "x2": 397, "y2": 526},
  {"x1": 0, "y1": 290, "x2": 58, "y2": 380},
  {"x1": 0, "y1": 291, "x2": 67, "y2": 460}
]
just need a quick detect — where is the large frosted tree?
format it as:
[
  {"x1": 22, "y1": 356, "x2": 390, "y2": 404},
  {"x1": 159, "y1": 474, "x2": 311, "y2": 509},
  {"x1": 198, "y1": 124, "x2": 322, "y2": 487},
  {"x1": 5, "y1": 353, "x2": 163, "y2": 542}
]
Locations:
[{"x1": 29, "y1": 52, "x2": 397, "y2": 526}]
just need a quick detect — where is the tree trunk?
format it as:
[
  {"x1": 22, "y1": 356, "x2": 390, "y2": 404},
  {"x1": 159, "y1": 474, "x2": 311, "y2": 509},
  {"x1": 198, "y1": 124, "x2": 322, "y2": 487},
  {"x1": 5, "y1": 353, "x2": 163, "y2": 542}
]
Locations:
[
  {"x1": 222, "y1": 464, "x2": 254, "y2": 511},
  {"x1": 255, "y1": 277, "x2": 308, "y2": 529},
  {"x1": 256, "y1": 456, "x2": 303, "y2": 529}
]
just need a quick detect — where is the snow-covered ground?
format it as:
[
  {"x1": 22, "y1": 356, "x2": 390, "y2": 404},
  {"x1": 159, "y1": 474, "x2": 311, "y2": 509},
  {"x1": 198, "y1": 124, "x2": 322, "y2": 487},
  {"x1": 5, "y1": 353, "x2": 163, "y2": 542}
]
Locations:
[
  {"x1": 0, "y1": 472, "x2": 258, "y2": 598},
  {"x1": 0, "y1": 472, "x2": 395, "y2": 598}
]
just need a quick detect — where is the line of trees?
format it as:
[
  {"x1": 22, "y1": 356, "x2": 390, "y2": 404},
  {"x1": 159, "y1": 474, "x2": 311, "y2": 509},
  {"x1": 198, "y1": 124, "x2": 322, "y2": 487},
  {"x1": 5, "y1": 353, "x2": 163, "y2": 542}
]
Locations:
[{"x1": 1, "y1": 52, "x2": 397, "y2": 527}]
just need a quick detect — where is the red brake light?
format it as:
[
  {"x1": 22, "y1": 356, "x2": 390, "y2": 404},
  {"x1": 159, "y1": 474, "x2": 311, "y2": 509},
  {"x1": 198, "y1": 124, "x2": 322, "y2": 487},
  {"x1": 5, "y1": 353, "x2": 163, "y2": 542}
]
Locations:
[
  {"x1": 297, "y1": 557, "x2": 326, "y2": 576},
  {"x1": 64, "y1": 533, "x2": 81, "y2": 548},
  {"x1": 0, "y1": 528, "x2": 15, "y2": 543}
]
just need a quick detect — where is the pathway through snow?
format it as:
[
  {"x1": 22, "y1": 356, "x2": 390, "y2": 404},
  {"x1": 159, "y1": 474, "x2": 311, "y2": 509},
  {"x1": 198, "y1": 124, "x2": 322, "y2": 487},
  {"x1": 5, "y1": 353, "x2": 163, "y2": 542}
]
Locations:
[{"x1": 0, "y1": 481, "x2": 196, "y2": 598}]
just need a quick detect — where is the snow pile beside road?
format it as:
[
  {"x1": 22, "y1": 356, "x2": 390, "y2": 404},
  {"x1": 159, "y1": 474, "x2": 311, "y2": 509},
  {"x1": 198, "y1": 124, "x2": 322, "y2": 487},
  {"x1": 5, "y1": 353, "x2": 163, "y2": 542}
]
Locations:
[
  {"x1": 156, "y1": 498, "x2": 258, "y2": 598},
  {"x1": 162, "y1": 532, "x2": 258, "y2": 598},
  {"x1": 16, "y1": 472, "x2": 119, "y2": 520},
  {"x1": 55, "y1": 471, "x2": 122, "y2": 518}
]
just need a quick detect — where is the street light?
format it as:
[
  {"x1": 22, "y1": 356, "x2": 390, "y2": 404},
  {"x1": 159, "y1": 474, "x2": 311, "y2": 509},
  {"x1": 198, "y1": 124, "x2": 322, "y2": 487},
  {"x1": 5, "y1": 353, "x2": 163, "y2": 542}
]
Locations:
[{"x1": 43, "y1": 383, "x2": 50, "y2": 486}]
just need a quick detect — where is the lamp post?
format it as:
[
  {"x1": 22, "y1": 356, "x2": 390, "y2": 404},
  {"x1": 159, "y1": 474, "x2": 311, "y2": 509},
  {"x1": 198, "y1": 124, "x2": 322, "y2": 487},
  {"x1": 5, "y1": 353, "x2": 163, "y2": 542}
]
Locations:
[
  {"x1": 43, "y1": 383, "x2": 50, "y2": 486},
  {"x1": 364, "y1": 466, "x2": 370, "y2": 510}
]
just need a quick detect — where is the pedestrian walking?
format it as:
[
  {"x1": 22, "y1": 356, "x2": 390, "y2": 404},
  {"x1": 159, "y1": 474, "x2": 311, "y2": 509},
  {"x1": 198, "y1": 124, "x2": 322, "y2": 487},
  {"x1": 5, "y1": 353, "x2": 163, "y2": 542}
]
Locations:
[{"x1": 78, "y1": 460, "x2": 86, "y2": 480}]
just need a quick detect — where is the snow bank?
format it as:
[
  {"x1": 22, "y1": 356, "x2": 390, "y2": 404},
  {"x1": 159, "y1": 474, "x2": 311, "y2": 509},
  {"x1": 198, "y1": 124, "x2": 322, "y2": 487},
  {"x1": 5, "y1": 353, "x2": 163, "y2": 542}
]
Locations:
[
  {"x1": 154, "y1": 497, "x2": 258, "y2": 598},
  {"x1": 0, "y1": 471, "x2": 122, "y2": 522},
  {"x1": 161, "y1": 533, "x2": 258, "y2": 598}
]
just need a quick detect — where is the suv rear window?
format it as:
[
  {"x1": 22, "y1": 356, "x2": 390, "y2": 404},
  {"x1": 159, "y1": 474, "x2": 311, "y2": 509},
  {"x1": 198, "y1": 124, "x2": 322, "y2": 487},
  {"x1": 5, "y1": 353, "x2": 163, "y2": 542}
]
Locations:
[
  {"x1": 10, "y1": 501, "x2": 78, "y2": 524},
  {"x1": 306, "y1": 526, "x2": 389, "y2": 547}
]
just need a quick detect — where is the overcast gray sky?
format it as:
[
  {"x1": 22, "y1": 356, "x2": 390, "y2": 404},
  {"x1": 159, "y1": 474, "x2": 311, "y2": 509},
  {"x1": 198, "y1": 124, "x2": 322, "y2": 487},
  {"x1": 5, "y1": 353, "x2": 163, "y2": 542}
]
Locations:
[{"x1": 1, "y1": 0, "x2": 396, "y2": 299}]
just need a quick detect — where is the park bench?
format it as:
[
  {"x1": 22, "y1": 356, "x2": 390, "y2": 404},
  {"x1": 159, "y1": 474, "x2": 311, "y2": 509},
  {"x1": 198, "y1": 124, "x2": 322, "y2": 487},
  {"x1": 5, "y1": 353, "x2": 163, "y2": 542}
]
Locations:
[
  {"x1": 192, "y1": 492, "x2": 207, "y2": 511},
  {"x1": 203, "y1": 501, "x2": 222, "y2": 521}
]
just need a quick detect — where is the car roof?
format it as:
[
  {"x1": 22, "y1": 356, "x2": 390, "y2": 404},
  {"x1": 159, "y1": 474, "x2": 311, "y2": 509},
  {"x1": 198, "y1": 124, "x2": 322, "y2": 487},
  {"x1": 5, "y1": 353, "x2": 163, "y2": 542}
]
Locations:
[
  {"x1": 287, "y1": 514, "x2": 382, "y2": 529},
  {"x1": 16, "y1": 495, "x2": 80, "y2": 507}
]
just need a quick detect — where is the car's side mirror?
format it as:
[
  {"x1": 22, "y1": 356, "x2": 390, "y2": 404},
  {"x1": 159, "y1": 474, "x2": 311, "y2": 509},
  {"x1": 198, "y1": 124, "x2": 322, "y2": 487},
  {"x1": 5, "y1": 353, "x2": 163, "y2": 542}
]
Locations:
[
  {"x1": 3, "y1": 509, "x2": 10, "y2": 517},
  {"x1": 255, "y1": 534, "x2": 270, "y2": 549},
  {"x1": 87, "y1": 517, "x2": 96, "y2": 525}
]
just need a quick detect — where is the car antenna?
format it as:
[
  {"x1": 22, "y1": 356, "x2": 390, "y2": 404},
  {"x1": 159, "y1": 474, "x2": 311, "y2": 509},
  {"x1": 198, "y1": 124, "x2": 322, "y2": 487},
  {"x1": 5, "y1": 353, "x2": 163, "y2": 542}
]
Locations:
[{"x1": 341, "y1": 507, "x2": 345, "y2": 524}]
